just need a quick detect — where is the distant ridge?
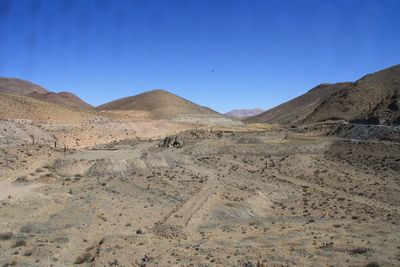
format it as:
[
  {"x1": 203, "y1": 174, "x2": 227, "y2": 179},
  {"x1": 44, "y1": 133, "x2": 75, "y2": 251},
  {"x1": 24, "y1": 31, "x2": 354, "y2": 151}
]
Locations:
[
  {"x1": 0, "y1": 78, "x2": 48, "y2": 95},
  {"x1": 246, "y1": 64, "x2": 400, "y2": 125},
  {"x1": 0, "y1": 78, "x2": 92, "y2": 110},
  {"x1": 29, "y1": 91, "x2": 93, "y2": 110},
  {"x1": 96, "y1": 89, "x2": 221, "y2": 119},
  {"x1": 225, "y1": 108, "x2": 263, "y2": 119}
]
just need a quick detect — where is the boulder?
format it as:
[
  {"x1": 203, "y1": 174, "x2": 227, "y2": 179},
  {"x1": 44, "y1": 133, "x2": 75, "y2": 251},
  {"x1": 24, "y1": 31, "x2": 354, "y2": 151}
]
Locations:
[{"x1": 159, "y1": 136, "x2": 183, "y2": 148}]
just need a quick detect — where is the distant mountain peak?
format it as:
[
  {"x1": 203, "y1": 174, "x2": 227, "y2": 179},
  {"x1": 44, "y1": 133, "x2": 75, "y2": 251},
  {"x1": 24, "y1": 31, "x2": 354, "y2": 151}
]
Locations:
[{"x1": 225, "y1": 108, "x2": 264, "y2": 118}]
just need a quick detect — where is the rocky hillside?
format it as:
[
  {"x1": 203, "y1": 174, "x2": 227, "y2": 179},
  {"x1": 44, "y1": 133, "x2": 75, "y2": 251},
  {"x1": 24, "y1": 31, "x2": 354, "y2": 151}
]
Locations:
[
  {"x1": 245, "y1": 83, "x2": 350, "y2": 124},
  {"x1": 0, "y1": 78, "x2": 92, "y2": 110},
  {"x1": 0, "y1": 78, "x2": 48, "y2": 95},
  {"x1": 0, "y1": 93, "x2": 93, "y2": 122},
  {"x1": 28, "y1": 91, "x2": 93, "y2": 110},
  {"x1": 304, "y1": 65, "x2": 400, "y2": 125},
  {"x1": 247, "y1": 65, "x2": 400, "y2": 125}
]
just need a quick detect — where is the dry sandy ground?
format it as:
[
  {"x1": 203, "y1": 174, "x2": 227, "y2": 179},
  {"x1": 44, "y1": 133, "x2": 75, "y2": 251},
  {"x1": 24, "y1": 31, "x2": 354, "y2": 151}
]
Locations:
[
  {"x1": 0, "y1": 125, "x2": 399, "y2": 267},
  {"x1": 0, "y1": 118, "x2": 195, "y2": 149}
]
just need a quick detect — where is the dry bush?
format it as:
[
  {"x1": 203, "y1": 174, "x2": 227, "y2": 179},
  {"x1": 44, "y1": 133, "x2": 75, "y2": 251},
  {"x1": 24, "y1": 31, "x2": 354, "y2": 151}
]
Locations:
[
  {"x1": 0, "y1": 232, "x2": 14, "y2": 240},
  {"x1": 12, "y1": 239, "x2": 26, "y2": 247},
  {"x1": 74, "y1": 252, "x2": 93, "y2": 264},
  {"x1": 15, "y1": 175, "x2": 29, "y2": 183},
  {"x1": 35, "y1": 168, "x2": 44, "y2": 173}
]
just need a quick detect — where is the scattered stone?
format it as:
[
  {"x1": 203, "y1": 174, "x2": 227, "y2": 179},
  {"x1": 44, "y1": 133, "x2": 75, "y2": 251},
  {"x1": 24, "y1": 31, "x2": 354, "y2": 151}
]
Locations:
[
  {"x1": 136, "y1": 229, "x2": 143, "y2": 235},
  {"x1": 12, "y1": 239, "x2": 26, "y2": 247},
  {"x1": 153, "y1": 223, "x2": 186, "y2": 239},
  {"x1": 159, "y1": 136, "x2": 183, "y2": 148},
  {"x1": 350, "y1": 247, "x2": 369, "y2": 255},
  {"x1": 74, "y1": 252, "x2": 93, "y2": 264},
  {"x1": 0, "y1": 232, "x2": 14, "y2": 241}
]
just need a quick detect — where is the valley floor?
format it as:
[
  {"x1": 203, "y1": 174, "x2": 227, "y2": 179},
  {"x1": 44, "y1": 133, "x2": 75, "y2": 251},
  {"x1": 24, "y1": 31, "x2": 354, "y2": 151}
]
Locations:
[{"x1": 0, "y1": 126, "x2": 399, "y2": 266}]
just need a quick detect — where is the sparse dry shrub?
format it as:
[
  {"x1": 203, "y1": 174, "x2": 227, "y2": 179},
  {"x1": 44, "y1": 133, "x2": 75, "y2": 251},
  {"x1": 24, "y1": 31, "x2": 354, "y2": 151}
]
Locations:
[
  {"x1": 74, "y1": 252, "x2": 93, "y2": 264},
  {"x1": 15, "y1": 176, "x2": 28, "y2": 183},
  {"x1": 2, "y1": 260, "x2": 17, "y2": 266},
  {"x1": 0, "y1": 232, "x2": 14, "y2": 240},
  {"x1": 365, "y1": 262, "x2": 380, "y2": 267},
  {"x1": 12, "y1": 239, "x2": 26, "y2": 247}
]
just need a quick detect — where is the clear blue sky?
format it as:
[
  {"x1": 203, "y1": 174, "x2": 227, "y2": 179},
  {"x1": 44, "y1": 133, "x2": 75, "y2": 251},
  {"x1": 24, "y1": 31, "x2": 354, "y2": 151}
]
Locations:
[{"x1": 1, "y1": 0, "x2": 399, "y2": 112}]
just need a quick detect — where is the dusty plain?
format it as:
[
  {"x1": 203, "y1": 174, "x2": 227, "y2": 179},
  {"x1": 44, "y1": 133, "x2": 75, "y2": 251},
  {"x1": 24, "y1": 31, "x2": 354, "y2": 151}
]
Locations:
[{"x1": 0, "y1": 119, "x2": 399, "y2": 267}]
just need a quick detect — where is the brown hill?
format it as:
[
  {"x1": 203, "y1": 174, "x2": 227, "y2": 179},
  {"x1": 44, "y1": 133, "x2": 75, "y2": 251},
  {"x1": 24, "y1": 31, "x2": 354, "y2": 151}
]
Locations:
[
  {"x1": 0, "y1": 93, "x2": 94, "y2": 122},
  {"x1": 245, "y1": 83, "x2": 350, "y2": 124},
  {"x1": 247, "y1": 64, "x2": 400, "y2": 125},
  {"x1": 96, "y1": 89, "x2": 221, "y2": 119},
  {"x1": 0, "y1": 78, "x2": 48, "y2": 95},
  {"x1": 28, "y1": 91, "x2": 93, "y2": 109},
  {"x1": 304, "y1": 65, "x2": 400, "y2": 125},
  {"x1": 0, "y1": 78, "x2": 92, "y2": 110}
]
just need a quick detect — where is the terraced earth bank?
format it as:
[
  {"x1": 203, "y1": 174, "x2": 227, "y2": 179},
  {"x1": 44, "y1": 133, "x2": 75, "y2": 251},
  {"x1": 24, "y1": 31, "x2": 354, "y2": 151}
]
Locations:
[{"x1": 0, "y1": 126, "x2": 399, "y2": 266}]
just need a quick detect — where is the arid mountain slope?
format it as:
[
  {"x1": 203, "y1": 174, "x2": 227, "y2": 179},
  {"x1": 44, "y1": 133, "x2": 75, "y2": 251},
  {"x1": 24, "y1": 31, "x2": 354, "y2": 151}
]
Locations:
[
  {"x1": 0, "y1": 78, "x2": 48, "y2": 95},
  {"x1": 225, "y1": 108, "x2": 263, "y2": 119},
  {"x1": 247, "y1": 64, "x2": 400, "y2": 125},
  {"x1": 304, "y1": 65, "x2": 400, "y2": 125},
  {"x1": 96, "y1": 89, "x2": 221, "y2": 119},
  {"x1": 0, "y1": 78, "x2": 92, "y2": 110},
  {"x1": 245, "y1": 83, "x2": 350, "y2": 124},
  {"x1": 0, "y1": 93, "x2": 93, "y2": 122},
  {"x1": 28, "y1": 91, "x2": 93, "y2": 110}
]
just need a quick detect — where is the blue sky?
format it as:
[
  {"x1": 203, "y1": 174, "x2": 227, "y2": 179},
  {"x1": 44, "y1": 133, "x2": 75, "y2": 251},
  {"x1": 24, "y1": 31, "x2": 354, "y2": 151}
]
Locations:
[{"x1": 0, "y1": 0, "x2": 399, "y2": 112}]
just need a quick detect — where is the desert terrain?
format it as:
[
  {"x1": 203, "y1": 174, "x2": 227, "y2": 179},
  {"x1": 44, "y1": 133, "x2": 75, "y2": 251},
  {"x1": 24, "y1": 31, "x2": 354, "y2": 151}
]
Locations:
[
  {"x1": 0, "y1": 66, "x2": 400, "y2": 267},
  {"x1": 0, "y1": 122, "x2": 399, "y2": 267}
]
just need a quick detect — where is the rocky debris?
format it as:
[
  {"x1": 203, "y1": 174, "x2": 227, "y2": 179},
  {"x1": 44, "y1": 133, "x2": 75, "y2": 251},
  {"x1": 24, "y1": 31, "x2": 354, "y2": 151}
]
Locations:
[
  {"x1": 289, "y1": 121, "x2": 400, "y2": 142},
  {"x1": 329, "y1": 123, "x2": 400, "y2": 142},
  {"x1": 152, "y1": 223, "x2": 187, "y2": 239},
  {"x1": 136, "y1": 229, "x2": 143, "y2": 235},
  {"x1": 172, "y1": 114, "x2": 244, "y2": 126},
  {"x1": 0, "y1": 232, "x2": 14, "y2": 240},
  {"x1": 0, "y1": 119, "x2": 57, "y2": 147},
  {"x1": 14, "y1": 175, "x2": 29, "y2": 184},
  {"x1": 159, "y1": 129, "x2": 228, "y2": 149},
  {"x1": 86, "y1": 158, "x2": 137, "y2": 178},
  {"x1": 159, "y1": 135, "x2": 184, "y2": 148},
  {"x1": 12, "y1": 239, "x2": 27, "y2": 247},
  {"x1": 236, "y1": 136, "x2": 263, "y2": 144},
  {"x1": 365, "y1": 262, "x2": 380, "y2": 267},
  {"x1": 350, "y1": 247, "x2": 369, "y2": 254},
  {"x1": 74, "y1": 252, "x2": 94, "y2": 264}
]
